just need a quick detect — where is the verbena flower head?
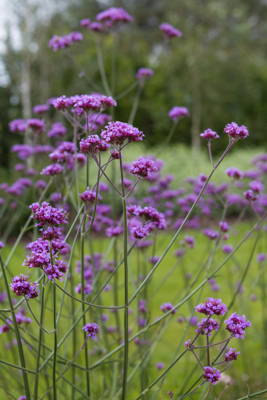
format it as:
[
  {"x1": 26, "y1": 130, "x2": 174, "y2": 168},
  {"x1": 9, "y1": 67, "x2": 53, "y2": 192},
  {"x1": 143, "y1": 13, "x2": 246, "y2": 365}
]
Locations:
[
  {"x1": 29, "y1": 202, "x2": 68, "y2": 227},
  {"x1": 195, "y1": 298, "x2": 227, "y2": 316},
  {"x1": 168, "y1": 106, "x2": 189, "y2": 121},
  {"x1": 159, "y1": 22, "x2": 182, "y2": 38},
  {"x1": 249, "y1": 180, "x2": 264, "y2": 194},
  {"x1": 79, "y1": 135, "x2": 110, "y2": 155},
  {"x1": 226, "y1": 167, "x2": 243, "y2": 180},
  {"x1": 222, "y1": 244, "x2": 233, "y2": 254},
  {"x1": 160, "y1": 302, "x2": 176, "y2": 314},
  {"x1": 224, "y1": 122, "x2": 249, "y2": 140},
  {"x1": 47, "y1": 122, "x2": 67, "y2": 138},
  {"x1": 0, "y1": 241, "x2": 5, "y2": 249},
  {"x1": 244, "y1": 189, "x2": 258, "y2": 201},
  {"x1": 80, "y1": 18, "x2": 91, "y2": 27},
  {"x1": 9, "y1": 119, "x2": 27, "y2": 133},
  {"x1": 89, "y1": 22, "x2": 103, "y2": 32},
  {"x1": 136, "y1": 68, "x2": 154, "y2": 80},
  {"x1": 74, "y1": 94, "x2": 101, "y2": 112},
  {"x1": 219, "y1": 221, "x2": 231, "y2": 232},
  {"x1": 10, "y1": 275, "x2": 39, "y2": 299},
  {"x1": 203, "y1": 367, "x2": 221, "y2": 385},
  {"x1": 101, "y1": 121, "x2": 144, "y2": 146},
  {"x1": 41, "y1": 164, "x2": 63, "y2": 176},
  {"x1": 200, "y1": 129, "x2": 219, "y2": 140},
  {"x1": 106, "y1": 226, "x2": 123, "y2": 237},
  {"x1": 203, "y1": 228, "x2": 219, "y2": 240},
  {"x1": 132, "y1": 226, "x2": 150, "y2": 239},
  {"x1": 82, "y1": 322, "x2": 100, "y2": 339},
  {"x1": 27, "y1": 118, "x2": 46, "y2": 134},
  {"x1": 224, "y1": 312, "x2": 251, "y2": 339},
  {"x1": 35, "y1": 180, "x2": 47, "y2": 190},
  {"x1": 225, "y1": 348, "x2": 240, "y2": 361},
  {"x1": 40, "y1": 227, "x2": 62, "y2": 241},
  {"x1": 184, "y1": 339, "x2": 191, "y2": 348},
  {"x1": 96, "y1": 7, "x2": 133, "y2": 27},
  {"x1": 156, "y1": 362, "x2": 165, "y2": 370},
  {"x1": 52, "y1": 95, "x2": 69, "y2": 110},
  {"x1": 43, "y1": 260, "x2": 68, "y2": 282},
  {"x1": 196, "y1": 318, "x2": 220, "y2": 336},
  {"x1": 33, "y1": 104, "x2": 50, "y2": 114},
  {"x1": 79, "y1": 189, "x2": 102, "y2": 205},
  {"x1": 184, "y1": 235, "x2": 195, "y2": 248},
  {"x1": 11, "y1": 144, "x2": 34, "y2": 160},
  {"x1": 129, "y1": 156, "x2": 158, "y2": 178}
]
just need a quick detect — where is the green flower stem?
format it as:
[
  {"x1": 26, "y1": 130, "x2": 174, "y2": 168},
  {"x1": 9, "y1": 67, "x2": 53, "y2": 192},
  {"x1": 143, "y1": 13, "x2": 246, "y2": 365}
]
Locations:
[
  {"x1": 0, "y1": 255, "x2": 31, "y2": 399},
  {"x1": 83, "y1": 156, "x2": 101, "y2": 235},
  {"x1": 26, "y1": 298, "x2": 54, "y2": 334},
  {"x1": 34, "y1": 274, "x2": 45, "y2": 399},
  {"x1": 89, "y1": 213, "x2": 265, "y2": 371},
  {"x1": 156, "y1": 120, "x2": 178, "y2": 157},
  {"x1": 49, "y1": 244, "x2": 57, "y2": 400},
  {"x1": 95, "y1": 38, "x2": 112, "y2": 96},
  {"x1": 0, "y1": 359, "x2": 36, "y2": 374},
  {"x1": 81, "y1": 217, "x2": 90, "y2": 397},
  {"x1": 128, "y1": 82, "x2": 143, "y2": 125},
  {"x1": 115, "y1": 81, "x2": 138, "y2": 101},
  {"x1": 121, "y1": 197, "x2": 129, "y2": 400}
]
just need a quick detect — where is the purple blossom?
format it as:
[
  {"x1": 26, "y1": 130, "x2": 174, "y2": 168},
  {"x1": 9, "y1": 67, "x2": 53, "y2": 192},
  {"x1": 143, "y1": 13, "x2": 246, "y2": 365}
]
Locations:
[
  {"x1": 257, "y1": 253, "x2": 266, "y2": 262},
  {"x1": 41, "y1": 164, "x2": 63, "y2": 176},
  {"x1": 249, "y1": 180, "x2": 264, "y2": 194},
  {"x1": 82, "y1": 322, "x2": 100, "y2": 339},
  {"x1": 196, "y1": 318, "x2": 220, "y2": 336},
  {"x1": 132, "y1": 226, "x2": 150, "y2": 239},
  {"x1": 80, "y1": 135, "x2": 110, "y2": 155},
  {"x1": 187, "y1": 315, "x2": 199, "y2": 326},
  {"x1": 219, "y1": 221, "x2": 231, "y2": 232},
  {"x1": 200, "y1": 129, "x2": 219, "y2": 140},
  {"x1": 11, "y1": 144, "x2": 34, "y2": 160},
  {"x1": 106, "y1": 226, "x2": 123, "y2": 237},
  {"x1": 139, "y1": 300, "x2": 147, "y2": 313},
  {"x1": 14, "y1": 163, "x2": 25, "y2": 171},
  {"x1": 159, "y1": 22, "x2": 182, "y2": 38},
  {"x1": 27, "y1": 118, "x2": 46, "y2": 134},
  {"x1": 184, "y1": 339, "x2": 191, "y2": 348},
  {"x1": 35, "y1": 180, "x2": 47, "y2": 190},
  {"x1": 156, "y1": 362, "x2": 165, "y2": 370},
  {"x1": 79, "y1": 190, "x2": 102, "y2": 205},
  {"x1": 168, "y1": 106, "x2": 189, "y2": 121},
  {"x1": 0, "y1": 325, "x2": 10, "y2": 334},
  {"x1": 136, "y1": 68, "x2": 154, "y2": 80},
  {"x1": 224, "y1": 122, "x2": 249, "y2": 140},
  {"x1": 129, "y1": 156, "x2": 158, "y2": 178},
  {"x1": 47, "y1": 122, "x2": 67, "y2": 138},
  {"x1": 10, "y1": 275, "x2": 39, "y2": 299},
  {"x1": 244, "y1": 189, "x2": 258, "y2": 202},
  {"x1": 195, "y1": 298, "x2": 228, "y2": 316},
  {"x1": 33, "y1": 104, "x2": 50, "y2": 114},
  {"x1": 75, "y1": 283, "x2": 93, "y2": 295},
  {"x1": 43, "y1": 260, "x2": 68, "y2": 282},
  {"x1": 160, "y1": 302, "x2": 176, "y2": 314},
  {"x1": 101, "y1": 121, "x2": 144, "y2": 146},
  {"x1": 184, "y1": 235, "x2": 195, "y2": 248},
  {"x1": 203, "y1": 228, "x2": 219, "y2": 240},
  {"x1": 74, "y1": 94, "x2": 101, "y2": 111},
  {"x1": 226, "y1": 167, "x2": 243, "y2": 179},
  {"x1": 9, "y1": 119, "x2": 27, "y2": 133},
  {"x1": 225, "y1": 348, "x2": 240, "y2": 361},
  {"x1": 0, "y1": 242, "x2": 5, "y2": 249},
  {"x1": 80, "y1": 18, "x2": 91, "y2": 27},
  {"x1": 89, "y1": 22, "x2": 103, "y2": 32},
  {"x1": 224, "y1": 312, "x2": 251, "y2": 339},
  {"x1": 96, "y1": 7, "x2": 133, "y2": 27},
  {"x1": 203, "y1": 367, "x2": 221, "y2": 385},
  {"x1": 29, "y1": 202, "x2": 68, "y2": 227},
  {"x1": 40, "y1": 227, "x2": 62, "y2": 241}
]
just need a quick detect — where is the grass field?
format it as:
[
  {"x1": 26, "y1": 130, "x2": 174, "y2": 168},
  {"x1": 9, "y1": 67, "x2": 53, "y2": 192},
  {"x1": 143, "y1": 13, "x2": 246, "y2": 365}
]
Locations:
[{"x1": 1, "y1": 217, "x2": 267, "y2": 399}]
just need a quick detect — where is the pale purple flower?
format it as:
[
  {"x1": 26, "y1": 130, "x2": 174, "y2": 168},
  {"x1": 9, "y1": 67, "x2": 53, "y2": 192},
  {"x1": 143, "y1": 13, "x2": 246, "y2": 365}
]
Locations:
[
  {"x1": 80, "y1": 135, "x2": 110, "y2": 155},
  {"x1": 136, "y1": 68, "x2": 154, "y2": 80},
  {"x1": 184, "y1": 235, "x2": 195, "y2": 248},
  {"x1": 33, "y1": 104, "x2": 49, "y2": 114},
  {"x1": 203, "y1": 367, "x2": 221, "y2": 385},
  {"x1": 249, "y1": 180, "x2": 264, "y2": 194},
  {"x1": 156, "y1": 362, "x2": 165, "y2": 370},
  {"x1": 224, "y1": 122, "x2": 249, "y2": 140},
  {"x1": 89, "y1": 22, "x2": 103, "y2": 32},
  {"x1": 132, "y1": 226, "x2": 150, "y2": 239},
  {"x1": 96, "y1": 7, "x2": 133, "y2": 27},
  {"x1": 35, "y1": 180, "x2": 47, "y2": 190},
  {"x1": 196, "y1": 318, "x2": 220, "y2": 336},
  {"x1": 224, "y1": 312, "x2": 251, "y2": 339},
  {"x1": 184, "y1": 339, "x2": 191, "y2": 348},
  {"x1": 101, "y1": 121, "x2": 144, "y2": 145},
  {"x1": 160, "y1": 302, "x2": 176, "y2": 314},
  {"x1": 106, "y1": 226, "x2": 123, "y2": 237},
  {"x1": 80, "y1": 18, "x2": 91, "y2": 27},
  {"x1": 159, "y1": 22, "x2": 182, "y2": 38},
  {"x1": 257, "y1": 253, "x2": 266, "y2": 262},
  {"x1": 195, "y1": 298, "x2": 227, "y2": 316},
  {"x1": 219, "y1": 221, "x2": 231, "y2": 232},
  {"x1": 29, "y1": 202, "x2": 68, "y2": 227},
  {"x1": 79, "y1": 190, "x2": 102, "y2": 205},
  {"x1": 225, "y1": 348, "x2": 240, "y2": 361},
  {"x1": 47, "y1": 122, "x2": 67, "y2": 138},
  {"x1": 82, "y1": 322, "x2": 100, "y2": 338},
  {"x1": 9, "y1": 119, "x2": 27, "y2": 133},
  {"x1": 203, "y1": 228, "x2": 219, "y2": 240},
  {"x1": 168, "y1": 106, "x2": 189, "y2": 121},
  {"x1": 222, "y1": 244, "x2": 233, "y2": 254},
  {"x1": 226, "y1": 167, "x2": 243, "y2": 180},
  {"x1": 41, "y1": 164, "x2": 63, "y2": 176},
  {"x1": 27, "y1": 118, "x2": 46, "y2": 134},
  {"x1": 0, "y1": 241, "x2": 5, "y2": 249},
  {"x1": 200, "y1": 129, "x2": 219, "y2": 140},
  {"x1": 11, "y1": 144, "x2": 34, "y2": 160},
  {"x1": 10, "y1": 275, "x2": 39, "y2": 299},
  {"x1": 244, "y1": 189, "x2": 258, "y2": 201},
  {"x1": 129, "y1": 156, "x2": 158, "y2": 178}
]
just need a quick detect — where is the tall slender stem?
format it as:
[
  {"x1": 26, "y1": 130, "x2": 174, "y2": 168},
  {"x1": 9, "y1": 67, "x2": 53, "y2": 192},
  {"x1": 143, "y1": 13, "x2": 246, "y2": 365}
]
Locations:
[
  {"x1": 121, "y1": 197, "x2": 129, "y2": 400},
  {"x1": 50, "y1": 245, "x2": 57, "y2": 400},
  {"x1": 128, "y1": 82, "x2": 143, "y2": 125},
  {"x1": 0, "y1": 255, "x2": 31, "y2": 399}
]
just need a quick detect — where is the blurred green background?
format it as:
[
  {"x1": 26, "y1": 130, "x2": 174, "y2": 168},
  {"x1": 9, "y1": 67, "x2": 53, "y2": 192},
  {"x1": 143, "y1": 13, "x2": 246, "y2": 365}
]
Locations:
[{"x1": 1, "y1": 0, "x2": 267, "y2": 173}]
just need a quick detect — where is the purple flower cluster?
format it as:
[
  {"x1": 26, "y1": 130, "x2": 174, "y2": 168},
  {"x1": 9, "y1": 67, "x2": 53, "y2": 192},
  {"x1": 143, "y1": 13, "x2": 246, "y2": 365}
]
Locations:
[
  {"x1": 136, "y1": 68, "x2": 154, "y2": 80},
  {"x1": 196, "y1": 318, "x2": 220, "y2": 336},
  {"x1": 80, "y1": 135, "x2": 110, "y2": 155},
  {"x1": 129, "y1": 156, "x2": 158, "y2": 178},
  {"x1": 29, "y1": 202, "x2": 68, "y2": 227},
  {"x1": 47, "y1": 122, "x2": 67, "y2": 138},
  {"x1": 41, "y1": 163, "x2": 63, "y2": 176},
  {"x1": 195, "y1": 298, "x2": 228, "y2": 316},
  {"x1": 79, "y1": 189, "x2": 102, "y2": 206},
  {"x1": 159, "y1": 23, "x2": 182, "y2": 38},
  {"x1": 160, "y1": 302, "x2": 176, "y2": 314},
  {"x1": 203, "y1": 367, "x2": 221, "y2": 385},
  {"x1": 33, "y1": 104, "x2": 50, "y2": 114},
  {"x1": 96, "y1": 7, "x2": 133, "y2": 27},
  {"x1": 224, "y1": 312, "x2": 251, "y2": 339},
  {"x1": 52, "y1": 94, "x2": 117, "y2": 112},
  {"x1": 101, "y1": 121, "x2": 144, "y2": 146},
  {"x1": 10, "y1": 274, "x2": 39, "y2": 299},
  {"x1": 224, "y1": 122, "x2": 249, "y2": 140},
  {"x1": 168, "y1": 106, "x2": 189, "y2": 121},
  {"x1": 200, "y1": 129, "x2": 219, "y2": 140},
  {"x1": 48, "y1": 31, "x2": 83, "y2": 51},
  {"x1": 225, "y1": 348, "x2": 240, "y2": 361},
  {"x1": 82, "y1": 322, "x2": 100, "y2": 339}
]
